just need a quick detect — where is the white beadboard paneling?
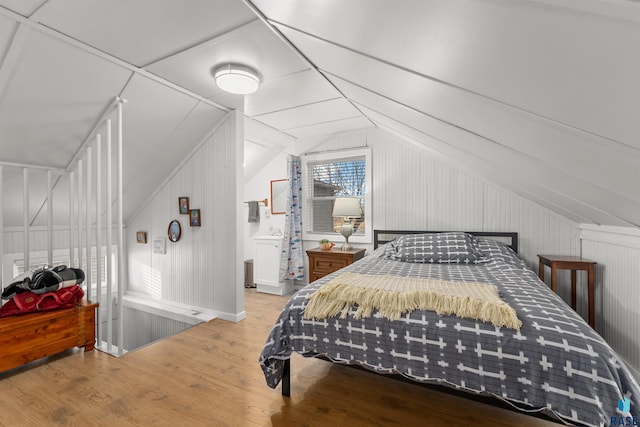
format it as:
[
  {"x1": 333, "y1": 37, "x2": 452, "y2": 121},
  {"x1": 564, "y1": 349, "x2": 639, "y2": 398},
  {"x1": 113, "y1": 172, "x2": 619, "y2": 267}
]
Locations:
[
  {"x1": 3, "y1": 227, "x2": 70, "y2": 257},
  {"x1": 299, "y1": 128, "x2": 580, "y2": 271},
  {"x1": 127, "y1": 112, "x2": 243, "y2": 318},
  {"x1": 581, "y1": 225, "x2": 640, "y2": 380},
  {"x1": 2, "y1": 225, "x2": 117, "y2": 283},
  {"x1": 123, "y1": 307, "x2": 191, "y2": 351}
]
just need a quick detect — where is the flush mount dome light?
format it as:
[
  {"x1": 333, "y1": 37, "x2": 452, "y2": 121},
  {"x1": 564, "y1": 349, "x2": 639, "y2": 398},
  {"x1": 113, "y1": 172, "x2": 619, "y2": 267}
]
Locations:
[{"x1": 213, "y1": 64, "x2": 261, "y2": 95}]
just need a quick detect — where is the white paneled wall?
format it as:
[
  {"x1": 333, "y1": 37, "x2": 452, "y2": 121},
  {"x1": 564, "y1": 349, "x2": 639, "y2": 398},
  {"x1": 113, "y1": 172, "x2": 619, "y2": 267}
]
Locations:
[
  {"x1": 2, "y1": 227, "x2": 67, "y2": 283},
  {"x1": 298, "y1": 128, "x2": 580, "y2": 270},
  {"x1": 243, "y1": 151, "x2": 288, "y2": 260},
  {"x1": 127, "y1": 112, "x2": 244, "y2": 321},
  {"x1": 581, "y1": 225, "x2": 640, "y2": 380},
  {"x1": 1, "y1": 225, "x2": 118, "y2": 283},
  {"x1": 2, "y1": 226, "x2": 70, "y2": 254},
  {"x1": 122, "y1": 307, "x2": 191, "y2": 351}
]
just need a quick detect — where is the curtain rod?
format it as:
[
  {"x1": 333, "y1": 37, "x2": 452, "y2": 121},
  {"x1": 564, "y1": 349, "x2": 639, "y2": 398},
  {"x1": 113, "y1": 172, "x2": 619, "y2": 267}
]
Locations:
[{"x1": 304, "y1": 143, "x2": 369, "y2": 157}]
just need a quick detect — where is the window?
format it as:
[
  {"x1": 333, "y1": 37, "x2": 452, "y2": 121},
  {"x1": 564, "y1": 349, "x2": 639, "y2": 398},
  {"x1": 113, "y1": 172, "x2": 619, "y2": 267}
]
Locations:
[
  {"x1": 9, "y1": 247, "x2": 116, "y2": 295},
  {"x1": 303, "y1": 147, "x2": 371, "y2": 242}
]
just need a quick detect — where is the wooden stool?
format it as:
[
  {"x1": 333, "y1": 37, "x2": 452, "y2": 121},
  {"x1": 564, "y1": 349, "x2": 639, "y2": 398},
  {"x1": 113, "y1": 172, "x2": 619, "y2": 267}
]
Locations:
[{"x1": 537, "y1": 255, "x2": 596, "y2": 327}]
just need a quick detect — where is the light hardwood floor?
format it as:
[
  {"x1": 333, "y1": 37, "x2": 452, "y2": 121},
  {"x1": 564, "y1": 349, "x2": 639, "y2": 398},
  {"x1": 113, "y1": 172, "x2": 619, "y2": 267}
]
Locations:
[{"x1": 0, "y1": 290, "x2": 559, "y2": 426}]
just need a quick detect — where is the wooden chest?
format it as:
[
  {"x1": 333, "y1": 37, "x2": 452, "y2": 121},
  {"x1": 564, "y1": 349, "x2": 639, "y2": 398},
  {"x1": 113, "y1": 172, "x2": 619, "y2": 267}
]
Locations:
[{"x1": 0, "y1": 300, "x2": 98, "y2": 373}]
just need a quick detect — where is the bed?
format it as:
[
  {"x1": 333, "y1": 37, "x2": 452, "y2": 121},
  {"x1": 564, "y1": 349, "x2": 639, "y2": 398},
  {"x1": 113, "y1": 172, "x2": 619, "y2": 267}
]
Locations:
[{"x1": 259, "y1": 230, "x2": 640, "y2": 426}]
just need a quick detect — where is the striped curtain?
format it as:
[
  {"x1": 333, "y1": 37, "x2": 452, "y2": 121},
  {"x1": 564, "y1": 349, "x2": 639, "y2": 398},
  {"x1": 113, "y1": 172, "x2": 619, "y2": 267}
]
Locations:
[{"x1": 279, "y1": 155, "x2": 304, "y2": 281}]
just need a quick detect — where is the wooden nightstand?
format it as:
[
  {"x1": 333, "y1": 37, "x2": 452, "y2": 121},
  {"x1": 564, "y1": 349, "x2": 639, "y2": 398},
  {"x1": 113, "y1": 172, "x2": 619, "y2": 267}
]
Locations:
[
  {"x1": 538, "y1": 254, "x2": 596, "y2": 328},
  {"x1": 307, "y1": 247, "x2": 366, "y2": 282}
]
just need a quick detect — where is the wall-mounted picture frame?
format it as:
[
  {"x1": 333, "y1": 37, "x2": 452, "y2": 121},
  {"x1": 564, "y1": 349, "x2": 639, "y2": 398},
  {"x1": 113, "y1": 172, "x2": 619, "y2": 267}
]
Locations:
[
  {"x1": 136, "y1": 231, "x2": 147, "y2": 244},
  {"x1": 189, "y1": 209, "x2": 201, "y2": 227},
  {"x1": 178, "y1": 197, "x2": 190, "y2": 215},
  {"x1": 153, "y1": 237, "x2": 166, "y2": 254},
  {"x1": 168, "y1": 219, "x2": 182, "y2": 242}
]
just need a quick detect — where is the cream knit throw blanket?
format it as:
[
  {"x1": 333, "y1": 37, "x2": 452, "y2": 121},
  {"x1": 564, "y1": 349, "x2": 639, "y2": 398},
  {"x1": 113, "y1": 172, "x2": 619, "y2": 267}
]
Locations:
[{"x1": 304, "y1": 272, "x2": 521, "y2": 330}]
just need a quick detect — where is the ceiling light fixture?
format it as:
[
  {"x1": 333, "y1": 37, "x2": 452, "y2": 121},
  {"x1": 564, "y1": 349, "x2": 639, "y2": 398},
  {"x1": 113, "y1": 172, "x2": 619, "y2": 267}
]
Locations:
[{"x1": 213, "y1": 64, "x2": 261, "y2": 95}]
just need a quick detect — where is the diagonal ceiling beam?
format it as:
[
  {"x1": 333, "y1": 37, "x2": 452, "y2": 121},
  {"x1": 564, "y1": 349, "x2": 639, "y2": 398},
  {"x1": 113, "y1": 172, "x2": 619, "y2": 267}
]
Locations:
[
  {"x1": 271, "y1": 18, "x2": 639, "y2": 157},
  {"x1": 143, "y1": 18, "x2": 261, "y2": 69},
  {"x1": 524, "y1": 0, "x2": 640, "y2": 23},
  {"x1": 0, "y1": 23, "x2": 30, "y2": 108},
  {"x1": 0, "y1": 5, "x2": 230, "y2": 113},
  {"x1": 241, "y1": 0, "x2": 376, "y2": 130}
]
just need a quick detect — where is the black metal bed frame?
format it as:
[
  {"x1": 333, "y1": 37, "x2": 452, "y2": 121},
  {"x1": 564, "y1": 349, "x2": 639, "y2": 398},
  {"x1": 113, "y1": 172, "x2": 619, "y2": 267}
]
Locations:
[{"x1": 373, "y1": 229, "x2": 518, "y2": 253}]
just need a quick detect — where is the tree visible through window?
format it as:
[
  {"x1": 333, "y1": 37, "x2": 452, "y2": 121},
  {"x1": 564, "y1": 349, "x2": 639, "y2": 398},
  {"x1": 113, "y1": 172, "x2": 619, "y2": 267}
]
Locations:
[{"x1": 304, "y1": 150, "x2": 369, "y2": 236}]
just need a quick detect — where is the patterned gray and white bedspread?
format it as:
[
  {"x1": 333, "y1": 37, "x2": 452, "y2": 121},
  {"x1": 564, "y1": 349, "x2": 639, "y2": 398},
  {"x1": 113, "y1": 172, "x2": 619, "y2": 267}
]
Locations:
[{"x1": 259, "y1": 239, "x2": 640, "y2": 426}]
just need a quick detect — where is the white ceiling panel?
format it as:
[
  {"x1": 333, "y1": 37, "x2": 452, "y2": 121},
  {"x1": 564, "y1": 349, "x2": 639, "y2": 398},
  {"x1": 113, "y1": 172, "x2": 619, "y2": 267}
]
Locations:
[
  {"x1": 0, "y1": 13, "x2": 19, "y2": 60},
  {"x1": 253, "y1": 98, "x2": 361, "y2": 130},
  {"x1": 1, "y1": 166, "x2": 50, "y2": 227},
  {"x1": 0, "y1": 0, "x2": 46, "y2": 17},
  {"x1": 273, "y1": 23, "x2": 640, "y2": 208},
  {"x1": 2, "y1": 0, "x2": 639, "y2": 231},
  {"x1": 244, "y1": 140, "x2": 276, "y2": 183},
  {"x1": 245, "y1": 69, "x2": 340, "y2": 117},
  {"x1": 118, "y1": 74, "x2": 201, "y2": 183},
  {"x1": 0, "y1": 167, "x2": 73, "y2": 229},
  {"x1": 245, "y1": 116, "x2": 294, "y2": 149},
  {"x1": 209, "y1": 91, "x2": 244, "y2": 112},
  {"x1": 147, "y1": 20, "x2": 309, "y2": 100},
  {"x1": 336, "y1": 77, "x2": 640, "y2": 227},
  {"x1": 284, "y1": 116, "x2": 372, "y2": 139},
  {"x1": 0, "y1": 27, "x2": 132, "y2": 169},
  {"x1": 33, "y1": 0, "x2": 257, "y2": 67},
  {"x1": 123, "y1": 102, "x2": 227, "y2": 221},
  {"x1": 259, "y1": 0, "x2": 640, "y2": 148},
  {"x1": 244, "y1": 117, "x2": 295, "y2": 183}
]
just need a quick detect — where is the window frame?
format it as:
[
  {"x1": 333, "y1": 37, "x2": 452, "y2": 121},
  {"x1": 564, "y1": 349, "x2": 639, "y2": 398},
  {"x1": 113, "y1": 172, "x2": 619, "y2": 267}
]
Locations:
[{"x1": 302, "y1": 147, "x2": 372, "y2": 244}]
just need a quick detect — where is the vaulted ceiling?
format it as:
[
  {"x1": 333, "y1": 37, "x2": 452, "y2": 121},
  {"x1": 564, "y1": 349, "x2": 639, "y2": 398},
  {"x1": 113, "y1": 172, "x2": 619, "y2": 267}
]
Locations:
[{"x1": 1, "y1": 0, "x2": 639, "y2": 228}]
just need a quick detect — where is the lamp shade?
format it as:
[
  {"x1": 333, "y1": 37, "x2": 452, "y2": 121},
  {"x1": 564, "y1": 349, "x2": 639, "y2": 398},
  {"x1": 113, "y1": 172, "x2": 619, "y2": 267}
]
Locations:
[
  {"x1": 213, "y1": 64, "x2": 261, "y2": 95},
  {"x1": 332, "y1": 197, "x2": 362, "y2": 218}
]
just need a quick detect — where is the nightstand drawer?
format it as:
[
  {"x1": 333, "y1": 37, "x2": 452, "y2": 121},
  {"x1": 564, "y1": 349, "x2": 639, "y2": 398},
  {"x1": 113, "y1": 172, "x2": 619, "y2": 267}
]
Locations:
[
  {"x1": 310, "y1": 271, "x2": 326, "y2": 281},
  {"x1": 314, "y1": 258, "x2": 348, "y2": 272}
]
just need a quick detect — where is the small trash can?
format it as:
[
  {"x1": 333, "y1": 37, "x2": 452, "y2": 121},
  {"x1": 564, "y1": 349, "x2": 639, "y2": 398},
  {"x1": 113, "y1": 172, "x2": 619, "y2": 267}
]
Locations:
[{"x1": 244, "y1": 259, "x2": 254, "y2": 288}]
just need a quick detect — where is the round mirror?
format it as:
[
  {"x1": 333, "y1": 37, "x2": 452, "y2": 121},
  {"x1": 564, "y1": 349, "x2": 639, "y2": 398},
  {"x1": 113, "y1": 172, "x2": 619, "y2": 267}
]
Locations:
[{"x1": 168, "y1": 219, "x2": 181, "y2": 242}]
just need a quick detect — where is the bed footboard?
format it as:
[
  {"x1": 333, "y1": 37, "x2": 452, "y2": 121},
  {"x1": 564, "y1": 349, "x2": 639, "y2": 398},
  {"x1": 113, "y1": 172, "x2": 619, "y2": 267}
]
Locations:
[{"x1": 0, "y1": 300, "x2": 99, "y2": 373}]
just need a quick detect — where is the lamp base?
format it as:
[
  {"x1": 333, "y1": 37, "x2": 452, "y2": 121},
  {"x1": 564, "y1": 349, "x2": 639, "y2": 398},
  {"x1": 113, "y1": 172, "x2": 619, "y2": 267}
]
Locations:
[
  {"x1": 340, "y1": 241, "x2": 353, "y2": 251},
  {"x1": 340, "y1": 224, "x2": 354, "y2": 251}
]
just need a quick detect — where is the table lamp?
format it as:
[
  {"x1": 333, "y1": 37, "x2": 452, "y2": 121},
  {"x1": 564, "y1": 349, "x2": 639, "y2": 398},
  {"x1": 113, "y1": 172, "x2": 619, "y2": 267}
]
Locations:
[{"x1": 332, "y1": 197, "x2": 362, "y2": 251}]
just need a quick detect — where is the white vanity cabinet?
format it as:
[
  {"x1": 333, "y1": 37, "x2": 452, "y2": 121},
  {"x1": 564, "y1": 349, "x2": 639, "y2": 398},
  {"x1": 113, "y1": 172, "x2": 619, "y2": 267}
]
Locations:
[{"x1": 253, "y1": 236, "x2": 293, "y2": 295}]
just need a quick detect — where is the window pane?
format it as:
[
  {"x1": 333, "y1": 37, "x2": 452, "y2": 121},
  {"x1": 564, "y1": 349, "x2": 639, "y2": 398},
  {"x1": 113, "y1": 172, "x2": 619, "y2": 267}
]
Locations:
[
  {"x1": 311, "y1": 159, "x2": 366, "y2": 197},
  {"x1": 310, "y1": 199, "x2": 336, "y2": 232},
  {"x1": 306, "y1": 156, "x2": 367, "y2": 235}
]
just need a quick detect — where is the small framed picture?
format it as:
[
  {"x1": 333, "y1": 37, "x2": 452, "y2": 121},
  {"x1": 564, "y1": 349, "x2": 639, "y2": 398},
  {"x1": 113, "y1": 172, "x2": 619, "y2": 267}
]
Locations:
[
  {"x1": 153, "y1": 237, "x2": 166, "y2": 254},
  {"x1": 189, "y1": 209, "x2": 201, "y2": 227},
  {"x1": 178, "y1": 197, "x2": 190, "y2": 215},
  {"x1": 136, "y1": 231, "x2": 147, "y2": 244}
]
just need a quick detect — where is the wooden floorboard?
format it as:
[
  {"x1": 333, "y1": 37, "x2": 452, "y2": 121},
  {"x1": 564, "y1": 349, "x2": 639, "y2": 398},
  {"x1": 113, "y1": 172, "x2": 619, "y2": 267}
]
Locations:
[{"x1": 0, "y1": 289, "x2": 560, "y2": 426}]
